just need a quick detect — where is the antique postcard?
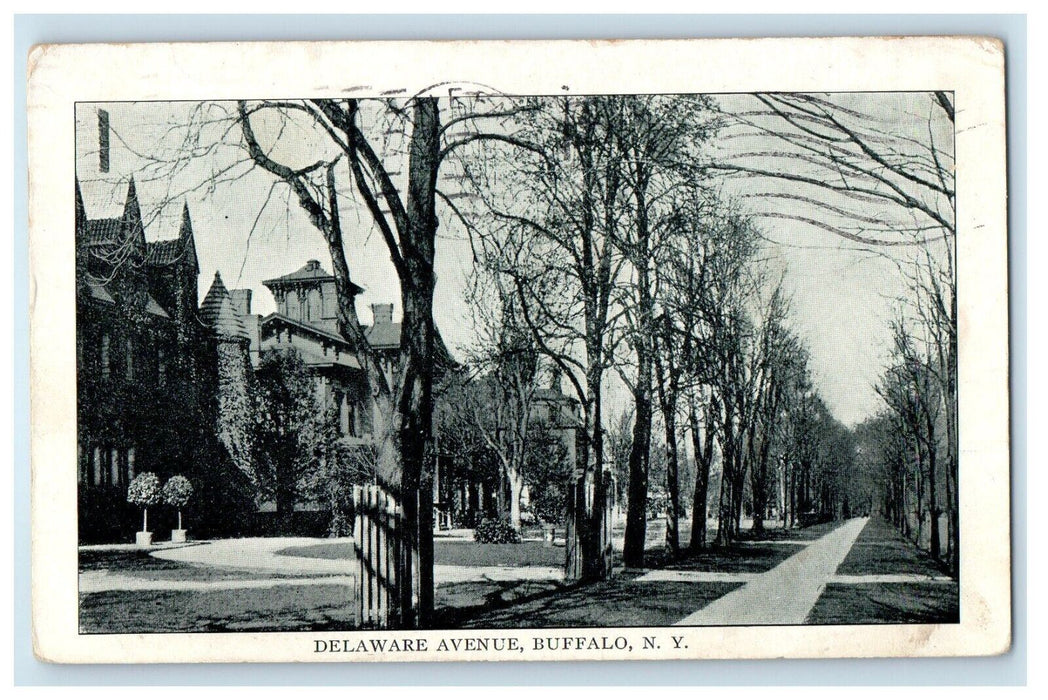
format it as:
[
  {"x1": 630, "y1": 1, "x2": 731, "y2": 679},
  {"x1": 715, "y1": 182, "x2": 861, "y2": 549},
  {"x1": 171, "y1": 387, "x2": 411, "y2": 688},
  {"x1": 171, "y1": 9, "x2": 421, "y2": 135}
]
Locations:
[{"x1": 27, "y1": 37, "x2": 1009, "y2": 663}]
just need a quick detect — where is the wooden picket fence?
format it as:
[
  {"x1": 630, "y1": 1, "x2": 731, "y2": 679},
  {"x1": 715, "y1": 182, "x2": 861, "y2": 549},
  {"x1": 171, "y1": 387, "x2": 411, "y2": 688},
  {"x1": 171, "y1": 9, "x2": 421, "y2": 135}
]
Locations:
[{"x1": 353, "y1": 483, "x2": 418, "y2": 628}]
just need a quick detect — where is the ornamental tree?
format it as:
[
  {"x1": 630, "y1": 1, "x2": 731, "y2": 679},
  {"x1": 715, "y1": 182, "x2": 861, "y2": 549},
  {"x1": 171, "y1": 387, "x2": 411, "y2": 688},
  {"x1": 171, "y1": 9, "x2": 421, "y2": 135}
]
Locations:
[
  {"x1": 162, "y1": 475, "x2": 194, "y2": 531},
  {"x1": 127, "y1": 472, "x2": 162, "y2": 533}
]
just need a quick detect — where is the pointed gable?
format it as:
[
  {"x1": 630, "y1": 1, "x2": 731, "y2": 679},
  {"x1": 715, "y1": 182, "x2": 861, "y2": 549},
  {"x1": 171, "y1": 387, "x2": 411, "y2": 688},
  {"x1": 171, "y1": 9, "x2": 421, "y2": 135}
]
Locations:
[
  {"x1": 146, "y1": 202, "x2": 199, "y2": 269},
  {"x1": 122, "y1": 177, "x2": 147, "y2": 253},
  {"x1": 75, "y1": 178, "x2": 87, "y2": 237},
  {"x1": 178, "y1": 202, "x2": 199, "y2": 273}
]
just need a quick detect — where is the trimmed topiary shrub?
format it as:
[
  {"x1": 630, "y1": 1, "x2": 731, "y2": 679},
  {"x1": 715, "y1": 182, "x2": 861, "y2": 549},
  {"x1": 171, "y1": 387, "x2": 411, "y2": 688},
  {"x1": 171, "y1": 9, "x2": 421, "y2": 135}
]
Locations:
[
  {"x1": 474, "y1": 518, "x2": 522, "y2": 544},
  {"x1": 127, "y1": 472, "x2": 162, "y2": 534},
  {"x1": 162, "y1": 475, "x2": 194, "y2": 531}
]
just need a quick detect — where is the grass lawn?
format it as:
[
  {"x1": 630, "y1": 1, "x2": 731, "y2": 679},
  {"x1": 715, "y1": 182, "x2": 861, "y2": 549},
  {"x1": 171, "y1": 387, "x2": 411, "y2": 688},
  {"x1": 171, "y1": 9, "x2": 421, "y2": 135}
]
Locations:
[
  {"x1": 835, "y1": 517, "x2": 951, "y2": 577},
  {"x1": 278, "y1": 539, "x2": 566, "y2": 568},
  {"x1": 640, "y1": 542, "x2": 804, "y2": 573},
  {"x1": 435, "y1": 576, "x2": 743, "y2": 629},
  {"x1": 734, "y1": 520, "x2": 844, "y2": 542},
  {"x1": 79, "y1": 583, "x2": 358, "y2": 633},
  {"x1": 807, "y1": 516, "x2": 958, "y2": 625},
  {"x1": 806, "y1": 582, "x2": 959, "y2": 625}
]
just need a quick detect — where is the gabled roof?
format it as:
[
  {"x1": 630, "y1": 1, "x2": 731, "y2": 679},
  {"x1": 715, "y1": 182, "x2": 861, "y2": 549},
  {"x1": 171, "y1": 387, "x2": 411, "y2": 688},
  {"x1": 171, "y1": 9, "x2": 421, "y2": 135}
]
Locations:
[
  {"x1": 83, "y1": 218, "x2": 125, "y2": 246},
  {"x1": 261, "y1": 312, "x2": 356, "y2": 349},
  {"x1": 143, "y1": 204, "x2": 199, "y2": 271},
  {"x1": 83, "y1": 278, "x2": 115, "y2": 305},
  {"x1": 144, "y1": 295, "x2": 171, "y2": 319},
  {"x1": 146, "y1": 238, "x2": 184, "y2": 265},
  {"x1": 533, "y1": 387, "x2": 578, "y2": 403},
  {"x1": 80, "y1": 276, "x2": 170, "y2": 319},
  {"x1": 260, "y1": 313, "x2": 364, "y2": 371},
  {"x1": 77, "y1": 177, "x2": 147, "y2": 255}
]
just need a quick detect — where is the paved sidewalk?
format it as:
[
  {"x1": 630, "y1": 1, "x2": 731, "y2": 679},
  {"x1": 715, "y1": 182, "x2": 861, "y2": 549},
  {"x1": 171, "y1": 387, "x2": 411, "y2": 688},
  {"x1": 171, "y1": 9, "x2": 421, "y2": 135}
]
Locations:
[
  {"x1": 150, "y1": 537, "x2": 355, "y2": 575},
  {"x1": 674, "y1": 517, "x2": 868, "y2": 626},
  {"x1": 144, "y1": 537, "x2": 561, "y2": 587}
]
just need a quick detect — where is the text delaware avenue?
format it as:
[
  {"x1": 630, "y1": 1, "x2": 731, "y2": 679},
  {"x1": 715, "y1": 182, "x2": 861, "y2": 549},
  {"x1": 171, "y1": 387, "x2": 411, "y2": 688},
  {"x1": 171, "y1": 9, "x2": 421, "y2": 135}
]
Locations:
[{"x1": 313, "y1": 635, "x2": 633, "y2": 654}]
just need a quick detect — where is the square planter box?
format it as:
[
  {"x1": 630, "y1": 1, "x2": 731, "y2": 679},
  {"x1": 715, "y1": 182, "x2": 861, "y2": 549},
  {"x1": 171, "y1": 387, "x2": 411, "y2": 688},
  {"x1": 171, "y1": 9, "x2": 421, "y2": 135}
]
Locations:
[
  {"x1": 170, "y1": 529, "x2": 187, "y2": 543},
  {"x1": 135, "y1": 531, "x2": 153, "y2": 547}
]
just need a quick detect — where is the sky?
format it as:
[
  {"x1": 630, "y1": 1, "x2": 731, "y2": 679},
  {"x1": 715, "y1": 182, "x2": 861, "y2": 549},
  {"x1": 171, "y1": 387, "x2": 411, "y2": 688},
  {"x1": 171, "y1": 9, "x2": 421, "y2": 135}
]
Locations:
[{"x1": 74, "y1": 96, "x2": 950, "y2": 428}]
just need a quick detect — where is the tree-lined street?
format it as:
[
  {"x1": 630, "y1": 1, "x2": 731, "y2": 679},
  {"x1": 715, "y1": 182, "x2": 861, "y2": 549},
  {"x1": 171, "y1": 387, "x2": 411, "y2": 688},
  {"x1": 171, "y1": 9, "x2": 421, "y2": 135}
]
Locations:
[
  {"x1": 76, "y1": 90, "x2": 959, "y2": 631},
  {"x1": 79, "y1": 514, "x2": 956, "y2": 633}
]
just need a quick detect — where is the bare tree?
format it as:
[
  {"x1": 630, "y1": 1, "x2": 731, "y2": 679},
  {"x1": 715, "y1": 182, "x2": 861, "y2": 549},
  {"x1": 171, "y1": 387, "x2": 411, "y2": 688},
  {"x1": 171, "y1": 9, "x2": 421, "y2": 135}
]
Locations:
[
  {"x1": 232, "y1": 94, "x2": 544, "y2": 627},
  {"x1": 714, "y1": 92, "x2": 957, "y2": 563},
  {"x1": 877, "y1": 320, "x2": 945, "y2": 561},
  {"x1": 465, "y1": 96, "x2": 632, "y2": 581},
  {"x1": 459, "y1": 265, "x2": 543, "y2": 530},
  {"x1": 606, "y1": 95, "x2": 717, "y2": 568}
]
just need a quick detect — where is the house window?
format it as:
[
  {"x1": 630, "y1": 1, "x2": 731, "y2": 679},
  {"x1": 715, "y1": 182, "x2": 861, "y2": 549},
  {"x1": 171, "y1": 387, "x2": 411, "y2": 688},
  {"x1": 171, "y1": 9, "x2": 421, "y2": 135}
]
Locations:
[
  {"x1": 157, "y1": 348, "x2": 166, "y2": 387},
  {"x1": 110, "y1": 447, "x2": 120, "y2": 487},
  {"x1": 100, "y1": 333, "x2": 110, "y2": 379},
  {"x1": 125, "y1": 337, "x2": 134, "y2": 381},
  {"x1": 339, "y1": 394, "x2": 355, "y2": 436},
  {"x1": 92, "y1": 446, "x2": 102, "y2": 486},
  {"x1": 127, "y1": 447, "x2": 136, "y2": 482}
]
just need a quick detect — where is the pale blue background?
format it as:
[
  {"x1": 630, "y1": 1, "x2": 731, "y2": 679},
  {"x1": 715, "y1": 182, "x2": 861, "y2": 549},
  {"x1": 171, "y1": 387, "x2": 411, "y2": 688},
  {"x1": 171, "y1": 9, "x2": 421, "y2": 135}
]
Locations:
[{"x1": 13, "y1": 13, "x2": 1027, "y2": 686}]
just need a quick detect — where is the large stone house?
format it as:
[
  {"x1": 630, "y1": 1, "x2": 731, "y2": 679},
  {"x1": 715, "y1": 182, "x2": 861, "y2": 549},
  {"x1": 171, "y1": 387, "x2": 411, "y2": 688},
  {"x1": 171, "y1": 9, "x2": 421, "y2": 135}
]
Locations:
[{"x1": 75, "y1": 178, "x2": 256, "y2": 543}]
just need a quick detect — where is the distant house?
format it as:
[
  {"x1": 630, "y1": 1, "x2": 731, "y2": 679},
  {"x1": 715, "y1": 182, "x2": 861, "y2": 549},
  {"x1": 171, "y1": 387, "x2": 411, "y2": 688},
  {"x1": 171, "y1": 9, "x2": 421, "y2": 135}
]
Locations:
[{"x1": 256, "y1": 260, "x2": 399, "y2": 444}]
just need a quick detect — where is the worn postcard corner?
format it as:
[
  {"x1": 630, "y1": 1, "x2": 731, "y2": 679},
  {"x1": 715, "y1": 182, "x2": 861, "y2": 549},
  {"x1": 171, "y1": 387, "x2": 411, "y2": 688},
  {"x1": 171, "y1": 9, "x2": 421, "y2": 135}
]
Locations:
[{"x1": 27, "y1": 36, "x2": 1010, "y2": 664}]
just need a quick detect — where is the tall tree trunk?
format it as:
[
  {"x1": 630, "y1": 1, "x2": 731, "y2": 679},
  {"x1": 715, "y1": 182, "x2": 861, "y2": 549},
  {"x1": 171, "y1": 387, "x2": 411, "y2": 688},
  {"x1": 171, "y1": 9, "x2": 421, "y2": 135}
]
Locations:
[
  {"x1": 623, "y1": 374, "x2": 652, "y2": 568},
  {"x1": 663, "y1": 407, "x2": 680, "y2": 558},
  {"x1": 506, "y1": 466, "x2": 524, "y2": 530},
  {"x1": 926, "y1": 437, "x2": 940, "y2": 562},
  {"x1": 688, "y1": 401, "x2": 715, "y2": 553},
  {"x1": 653, "y1": 330, "x2": 680, "y2": 558},
  {"x1": 566, "y1": 365, "x2": 609, "y2": 582}
]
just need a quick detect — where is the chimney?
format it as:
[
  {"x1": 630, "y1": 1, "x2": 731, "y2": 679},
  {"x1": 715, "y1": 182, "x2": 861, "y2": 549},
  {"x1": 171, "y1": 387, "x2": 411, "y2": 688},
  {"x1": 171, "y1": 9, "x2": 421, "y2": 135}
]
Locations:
[
  {"x1": 305, "y1": 259, "x2": 321, "y2": 271},
  {"x1": 549, "y1": 367, "x2": 563, "y2": 393},
  {"x1": 371, "y1": 303, "x2": 393, "y2": 326},
  {"x1": 230, "y1": 289, "x2": 253, "y2": 317},
  {"x1": 98, "y1": 108, "x2": 110, "y2": 173}
]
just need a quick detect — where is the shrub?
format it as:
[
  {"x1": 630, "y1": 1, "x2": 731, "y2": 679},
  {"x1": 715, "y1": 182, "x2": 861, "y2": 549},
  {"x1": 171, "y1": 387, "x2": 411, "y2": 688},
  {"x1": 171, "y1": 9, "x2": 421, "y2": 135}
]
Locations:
[
  {"x1": 162, "y1": 475, "x2": 194, "y2": 531},
  {"x1": 473, "y1": 518, "x2": 522, "y2": 544},
  {"x1": 162, "y1": 475, "x2": 194, "y2": 508},
  {"x1": 127, "y1": 472, "x2": 161, "y2": 533},
  {"x1": 127, "y1": 473, "x2": 161, "y2": 508}
]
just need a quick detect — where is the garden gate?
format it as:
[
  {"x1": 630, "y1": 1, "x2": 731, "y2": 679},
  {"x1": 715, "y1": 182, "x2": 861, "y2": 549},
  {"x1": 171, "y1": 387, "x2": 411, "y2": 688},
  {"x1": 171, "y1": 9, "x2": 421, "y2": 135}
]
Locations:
[{"x1": 352, "y1": 484, "x2": 420, "y2": 628}]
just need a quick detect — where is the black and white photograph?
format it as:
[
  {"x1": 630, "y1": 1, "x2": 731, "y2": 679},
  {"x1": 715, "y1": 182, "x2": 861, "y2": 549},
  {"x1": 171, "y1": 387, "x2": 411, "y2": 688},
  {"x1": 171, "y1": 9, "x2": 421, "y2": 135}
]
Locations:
[{"x1": 28, "y1": 38, "x2": 1009, "y2": 663}]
